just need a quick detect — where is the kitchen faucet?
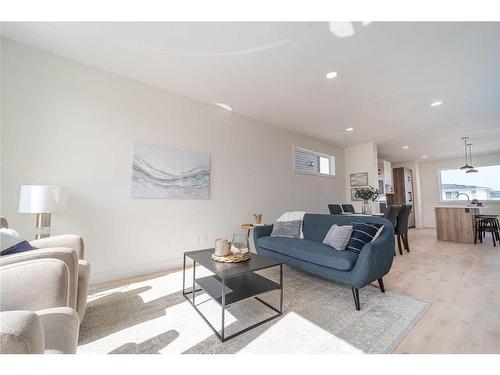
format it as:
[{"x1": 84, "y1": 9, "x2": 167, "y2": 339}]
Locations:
[{"x1": 456, "y1": 193, "x2": 470, "y2": 202}]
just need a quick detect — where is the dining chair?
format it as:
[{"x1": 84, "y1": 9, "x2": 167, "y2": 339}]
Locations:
[
  {"x1": 341, "y1": 204, "x2": 356, "y2": 214},
  {"x1": 474, "y1": 214, "x2": 500, "y2": 246},
  {"x1": 395, "y1": 204, "x2": 412, "y2": 255},
  {"x1": 328, "y1": 204, "x2": 343, "y2": 215},
  {"x1": 384, "y1": 205, "x2": 401, "y2": 256},
  {"x1": 384, "y1": 205, "x2": 401, "y2": 230}
]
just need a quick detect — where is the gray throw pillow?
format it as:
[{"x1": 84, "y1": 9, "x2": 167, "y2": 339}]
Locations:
[
  {"x1": 270, "y1": 220, "x2": 302, "y2": 239},
  {"x1": 323, "y1": 224, "x2": 353, "y2": 251}
]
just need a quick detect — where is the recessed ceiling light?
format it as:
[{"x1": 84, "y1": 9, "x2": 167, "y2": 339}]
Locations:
[
  {"x1": 402, "y1": 146, "x2": 409, "y2": 149},
  {"x1": 326, "y1": 71, "x2": 338, "y2": 79},
  {"x1": 430, "y1": 100, "x2": 443, "y2": 107},
  {"x1": 422, "y1": 155, "x2": 428, "y2": 159},
  {"x1": 346, "y1": 127, "x2": 354, "y2": 132},
  {"x1": 329, "y1": 22, "x2": 355, "y2": 38},
  {"x1": 213, "y1": 102, "x2": 232, "y2": 111}
]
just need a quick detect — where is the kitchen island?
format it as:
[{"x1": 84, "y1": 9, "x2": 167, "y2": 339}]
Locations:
[{"x1": 434, "y1": 206, "x2": 482, "y2": 243}]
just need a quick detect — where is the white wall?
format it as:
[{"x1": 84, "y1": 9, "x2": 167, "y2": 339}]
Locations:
[
  {"x1": 1, "y1": 39, "x2": 346, "y2": 282},
  {"x1": 419, "y1": 152, "x2": 500, "y2": 228},
  {"x1": 344, "y1": 142, "x2": 379, "y2": 213}
]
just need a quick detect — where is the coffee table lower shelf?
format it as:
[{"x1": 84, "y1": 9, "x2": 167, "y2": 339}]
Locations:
[{"x1": 182, "y1": 258, "x2": 283, "y2": 342}]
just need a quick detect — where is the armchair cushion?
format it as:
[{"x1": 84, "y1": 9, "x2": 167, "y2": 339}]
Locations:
[
  {"x1": 0, "y1": 308, "x2": 79, "y2": 354},
  {"x1": 0, "y1": 311, "x2": 45, "y2": 354}
]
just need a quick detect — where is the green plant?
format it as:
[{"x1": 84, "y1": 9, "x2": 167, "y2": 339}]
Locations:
[
  {"x1": 254, "y1": 213, "x2": 262, "y2": 220},
  {"x1": 355, "y1": 186, "x2": 381, "y2": 202}
]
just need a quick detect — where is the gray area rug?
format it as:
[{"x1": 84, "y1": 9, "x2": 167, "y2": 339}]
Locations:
[{"x1": 78, "y1": 266, "x2": 429, "y2": 354}]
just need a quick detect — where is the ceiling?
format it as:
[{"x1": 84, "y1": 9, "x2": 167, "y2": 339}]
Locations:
[{"x1": 2, "y1": 22, "x2": 500, "y2": 162}]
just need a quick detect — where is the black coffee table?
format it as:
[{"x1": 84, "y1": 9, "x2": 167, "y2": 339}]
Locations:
[{"x1": 182, "y1": 249, "x2": 283, "y2": 342}]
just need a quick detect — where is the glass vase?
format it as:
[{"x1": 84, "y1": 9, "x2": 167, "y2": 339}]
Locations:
[
  {"x1": 230, "y1": 233, "x2": 249, "y2": 255},
  {"x1": 361, "y1": 200, "x2": 372, "y2": 215}
]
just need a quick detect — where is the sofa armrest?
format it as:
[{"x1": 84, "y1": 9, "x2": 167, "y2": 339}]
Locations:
[
  {"x1": 253, "y1": 225, "x2": 273, "y2": 245},
  {"x1": 0, "y1": 258, "x2": 71, "y2": 312},
  {"x1": 350, "y1": 234, "x2": 395, "y2": 289},
  {"x1": 30, "y1": 234, "x2": 85, "y2": 259},
  {"x1": 0, "y1": 310, "x2": 45, "y2": 354}
]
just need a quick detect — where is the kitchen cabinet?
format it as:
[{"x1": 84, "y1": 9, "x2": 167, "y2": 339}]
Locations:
[
  {"x1": 388, "y1": 167, "x2": 415, "y2": 227},
  {"x1": 377, "y1": 159, "x2": 393, "y2": 194}
]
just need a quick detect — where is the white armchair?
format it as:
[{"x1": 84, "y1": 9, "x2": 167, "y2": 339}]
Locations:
[
  {"x1": 0, "y1": 259, "x2": 80, "y2": 353},
  {"x1": 29, "y1": 234, "x2": 90, "y2": 320},
  {"x1": 0, "y1": 218, "x2": 90, "y2": 321}
]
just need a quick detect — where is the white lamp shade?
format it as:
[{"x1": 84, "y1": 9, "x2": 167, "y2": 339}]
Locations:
[{"x1": 19, "y1": 185, "x2": 67, "y2": 213}]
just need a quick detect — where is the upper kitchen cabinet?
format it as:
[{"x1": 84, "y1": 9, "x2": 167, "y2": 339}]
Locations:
[{"x1": 378, "y1": 159, "x2": 394, "y2": 194}]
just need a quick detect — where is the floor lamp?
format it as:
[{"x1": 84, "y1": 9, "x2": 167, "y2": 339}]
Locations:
[{"x1": 19, "y1": 185, "x2": 67, "y2": 239}]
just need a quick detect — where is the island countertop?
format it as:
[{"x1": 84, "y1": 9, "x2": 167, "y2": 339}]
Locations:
[
  {"x1": 434, "y1": 206, "x2": 480, "y2": 243},
  {"x1": 434, "y1": 205, "x2": 489, "y2": 209}
]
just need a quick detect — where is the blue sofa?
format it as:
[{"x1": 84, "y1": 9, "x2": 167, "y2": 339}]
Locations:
[{"x1": 253, "y1": 213, "x2": 395, "y2": 310}]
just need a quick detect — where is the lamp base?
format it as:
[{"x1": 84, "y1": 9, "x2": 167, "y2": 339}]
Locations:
[{"x1": 35, "y1": 213, "x2": 51, "y2": 239}]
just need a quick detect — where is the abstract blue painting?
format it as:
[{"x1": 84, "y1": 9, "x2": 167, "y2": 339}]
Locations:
[{"x1": 131, "y1": 143, "x2": 210, "y2": 199}]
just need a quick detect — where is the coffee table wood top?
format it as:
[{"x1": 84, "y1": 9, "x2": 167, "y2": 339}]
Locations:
[
  {"x1": 241, "y1": 223, "x2": 270, "y2": 230},
  {"x1": 184, "y1": 249, "x2": 281, "y2": 279}
]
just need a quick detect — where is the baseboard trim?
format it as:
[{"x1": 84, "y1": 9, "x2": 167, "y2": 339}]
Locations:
[{"x1": 91, "y1": 257, "x2": 183, "y2": 284}]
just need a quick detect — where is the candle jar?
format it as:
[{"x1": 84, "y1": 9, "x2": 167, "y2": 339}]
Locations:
[{"x1": 214, "y1": 238, "x2": 230, "y2": 256}]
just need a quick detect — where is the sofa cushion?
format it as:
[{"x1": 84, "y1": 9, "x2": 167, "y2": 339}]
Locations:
[
  {"x1": 257, "y1": 236, "x2": 359, "y2": 271},
  {"x1": 270, "y1": 220, "x2": 302, "y2": 238},
  {"x1": 323, "y1": 224, "x2": 353, "y2": 250}
]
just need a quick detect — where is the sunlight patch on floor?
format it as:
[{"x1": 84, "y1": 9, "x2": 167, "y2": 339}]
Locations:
[
  {"x1": 237, "y1": 311, "x2": 363, "y2": 354},
  {"x1": 89, "y1": 267, "x2": 212, "y2": 304},
  {"x1": 78, "y1": 298, "x2": 218, "y2": 353}
]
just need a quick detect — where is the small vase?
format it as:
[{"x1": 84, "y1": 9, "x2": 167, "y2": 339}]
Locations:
[
  {"x1": 255, "y1": 217, "x2": 262, "y2": 225},
  {"x1": 231, "y1": 233, "x2": 249, "y2": 255},
  {"x1": 361, "y1": 200, "x2": 372, "y2": 215}
]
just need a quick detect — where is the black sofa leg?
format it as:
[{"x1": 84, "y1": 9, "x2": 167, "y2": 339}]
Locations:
[
  {"x1": 351, "y1": 287, "x2": 360, "y2": 311},
  {"x1": 378, "y1": 278, "x2": 385, "y2": 293}
]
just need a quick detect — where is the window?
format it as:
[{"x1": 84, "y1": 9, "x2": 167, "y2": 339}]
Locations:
[
  {"x1": 294, "y1": 147, "x2": 335, "y2": 177},
  {"x1": 439, "y1": 164, "x2": 500, "y2": 201}
]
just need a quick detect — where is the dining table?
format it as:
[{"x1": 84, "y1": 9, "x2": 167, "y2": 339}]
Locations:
[{"x1": 340, "y1": 213, "x2": 384, "y2": 217}]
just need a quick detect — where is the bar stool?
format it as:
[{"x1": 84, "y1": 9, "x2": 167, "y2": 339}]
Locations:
[{"x1": 474, "y1": 214, "x2": 500, "y2": 247}]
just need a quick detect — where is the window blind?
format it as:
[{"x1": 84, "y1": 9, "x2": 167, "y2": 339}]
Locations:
[{"x1": 295, "y1": 149, "x2": 320, "y2": 173}]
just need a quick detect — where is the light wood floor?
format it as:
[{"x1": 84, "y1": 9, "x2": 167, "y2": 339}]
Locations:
[
  {"x1": 90, "y1": 228, "x2": 500, "y2": 354},
  {"x1": 388, "y1": 228, "x2": 500, "y2": 353}
]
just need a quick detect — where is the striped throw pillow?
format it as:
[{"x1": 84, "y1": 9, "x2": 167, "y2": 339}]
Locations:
[{"x1": 346, "y1": 222, "x2": 384, "y2": 254}]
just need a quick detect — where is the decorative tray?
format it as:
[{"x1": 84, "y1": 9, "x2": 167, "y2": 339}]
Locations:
[{"x1": 211, "y1": 252, "x2": 250, "y2": 263}]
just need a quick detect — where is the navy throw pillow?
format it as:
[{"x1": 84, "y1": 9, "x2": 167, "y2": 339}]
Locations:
[
  {"x1": 1, "y1": 240, "x2": 35, "y2": 256},
  {"x1": 346, "y1": 222, "x2": 384, "y2": 254},
  {"x1": 0, "y1": 229, "x2": 36, "y2": 256}
]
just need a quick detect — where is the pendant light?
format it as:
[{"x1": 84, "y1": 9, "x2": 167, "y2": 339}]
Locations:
[
  {"x1": 466, "y1": 144, "x2": 478, "y2": 173},
  {"x1": 460, "y1": 137, "x2": 473, "y2": 170}
]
